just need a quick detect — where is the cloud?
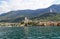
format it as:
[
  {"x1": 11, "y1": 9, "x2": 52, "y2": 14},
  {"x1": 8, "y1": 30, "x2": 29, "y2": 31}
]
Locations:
[
  {"x1": 52, "y1": 0, "x2": 60, "y2": 4},
  {"x1": 8, "y1": 0, "x2": 55, "y2": 9},
  {"x1": 0, "y1": 1, "x2": 11, "y2": 13},
  {"x1": 0, "y1": 0, "x2": 59, "y2": 13}
]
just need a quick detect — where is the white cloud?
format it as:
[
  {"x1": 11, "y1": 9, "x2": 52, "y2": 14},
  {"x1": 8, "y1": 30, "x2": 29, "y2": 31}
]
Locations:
[
  {"x1": 0, "y1": 1, "x2": 11, "y2": 13},
  {"x1": 0, "y1": 0, "x2": 59, "y2": 13},
  {"x1": 9, "y1": 0, "x2": 55, "y2": 9}
]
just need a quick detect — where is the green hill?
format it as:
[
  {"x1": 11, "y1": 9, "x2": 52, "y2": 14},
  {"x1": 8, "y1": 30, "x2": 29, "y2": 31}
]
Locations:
[
  {"x1": 0, "y1": 12, "x2": 60, "y2": 22},
  {"x1": 31, "y1": 12, "x2": 60, "y2": 21}
]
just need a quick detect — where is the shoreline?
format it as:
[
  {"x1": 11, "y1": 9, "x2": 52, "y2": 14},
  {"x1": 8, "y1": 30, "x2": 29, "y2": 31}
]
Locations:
[{"x1": 0, "y1": 21, "x2": 60, "y2": 26}]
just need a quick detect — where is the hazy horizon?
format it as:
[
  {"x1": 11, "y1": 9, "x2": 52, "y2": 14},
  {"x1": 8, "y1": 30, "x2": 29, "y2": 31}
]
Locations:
[{"x1": 0, "y1": 0, "x2": 60, "y2": 14}]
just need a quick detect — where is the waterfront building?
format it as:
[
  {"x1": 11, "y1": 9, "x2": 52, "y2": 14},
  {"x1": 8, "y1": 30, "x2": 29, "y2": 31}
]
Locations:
[
  {"x1": 24, "y1": 17, "x2": 32, "y2": 23},
  {"x1": 24, "y1": 17, "x2": 29, "y2": 24}
]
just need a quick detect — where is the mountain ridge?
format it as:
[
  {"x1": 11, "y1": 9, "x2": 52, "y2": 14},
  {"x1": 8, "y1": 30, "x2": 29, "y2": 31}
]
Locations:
[{"x1": 0, "y1": 4, "x2": 60, "y2": 22}]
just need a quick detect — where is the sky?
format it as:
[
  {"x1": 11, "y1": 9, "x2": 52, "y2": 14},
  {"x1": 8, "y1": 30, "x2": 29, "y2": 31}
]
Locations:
[{"x1": 0, "y1": 0, "x2": 60, "y2": 14}]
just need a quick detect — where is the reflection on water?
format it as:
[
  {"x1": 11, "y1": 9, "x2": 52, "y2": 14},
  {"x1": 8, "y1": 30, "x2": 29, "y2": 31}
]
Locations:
[{"x1": 0, "y1": 26, "x2": 60, "y2": 39}]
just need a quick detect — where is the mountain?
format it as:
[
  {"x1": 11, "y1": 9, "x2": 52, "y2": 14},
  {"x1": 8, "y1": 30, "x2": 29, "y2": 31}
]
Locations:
[
  {"x1": 0, "y1": 12, "x2": 60, "y2": 22},
  {"x1": 0, "y1": 4, "x2": 60, "y2": 22},
  {"x1": 31, "y1": 12, "x2": 60, "y2": 21}
]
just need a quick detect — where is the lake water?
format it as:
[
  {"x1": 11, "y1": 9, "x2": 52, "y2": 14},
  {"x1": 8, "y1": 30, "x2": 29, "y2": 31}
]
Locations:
[{"x1": 0, "y1": 26, "x2": 60, "y2": 39}]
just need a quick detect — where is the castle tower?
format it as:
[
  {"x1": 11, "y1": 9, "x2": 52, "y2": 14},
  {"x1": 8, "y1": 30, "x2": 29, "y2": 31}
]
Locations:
[
  {"x1": 25, "y1": 17, "x2": 28, "y2": 21},
  {"x1": 24, "y1": 17, "x2": 29, "y2": 24}
]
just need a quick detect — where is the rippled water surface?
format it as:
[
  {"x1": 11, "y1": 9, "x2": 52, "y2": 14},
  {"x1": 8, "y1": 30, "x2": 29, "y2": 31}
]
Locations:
[{"x1": 0, "y1": 26, "x2": 60, "y2": 39}]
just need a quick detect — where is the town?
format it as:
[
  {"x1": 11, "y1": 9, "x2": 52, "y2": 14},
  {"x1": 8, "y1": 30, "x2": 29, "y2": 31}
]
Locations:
[{"x1": 0, "y1": 17, "x2": 60, "y2": 27}]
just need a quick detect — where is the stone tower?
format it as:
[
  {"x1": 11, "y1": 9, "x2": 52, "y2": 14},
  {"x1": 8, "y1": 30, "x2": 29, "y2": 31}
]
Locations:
[{"x1": 24, "y1": 17, "x2": 29, "y2": 24}]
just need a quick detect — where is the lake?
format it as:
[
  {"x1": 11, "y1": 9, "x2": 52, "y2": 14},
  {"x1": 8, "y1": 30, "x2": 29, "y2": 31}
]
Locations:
[{"x1": 0, "y1": 26, "x2": 60, "y2": 39}]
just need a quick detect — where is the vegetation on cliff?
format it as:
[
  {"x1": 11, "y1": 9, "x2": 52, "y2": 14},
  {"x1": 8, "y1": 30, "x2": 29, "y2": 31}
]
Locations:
[
  {"x1": 31, "y1": 12, "x2": 60, "y2": 21},
  {"x1": 0, "y1": 12, "x2": 60, "y2": 22}
]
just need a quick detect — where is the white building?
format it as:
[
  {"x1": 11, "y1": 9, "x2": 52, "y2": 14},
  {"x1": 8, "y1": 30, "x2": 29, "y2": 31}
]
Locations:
[{"x1": 24, "y1": 17, "x2": 32, "y2": 23}]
